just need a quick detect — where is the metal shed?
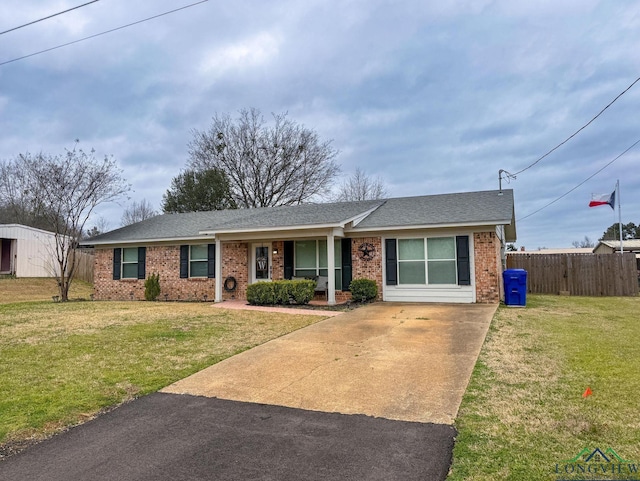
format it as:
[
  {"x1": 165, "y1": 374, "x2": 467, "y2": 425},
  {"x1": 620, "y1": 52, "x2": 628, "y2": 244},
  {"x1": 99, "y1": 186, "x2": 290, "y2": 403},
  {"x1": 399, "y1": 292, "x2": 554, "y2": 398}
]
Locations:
[{"x1": 0, "y1": 224, "x2": 59, "y2": 277}]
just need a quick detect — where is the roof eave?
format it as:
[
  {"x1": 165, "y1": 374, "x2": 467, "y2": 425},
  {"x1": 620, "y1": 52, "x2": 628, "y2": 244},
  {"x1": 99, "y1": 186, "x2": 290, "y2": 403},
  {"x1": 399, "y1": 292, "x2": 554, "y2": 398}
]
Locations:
[
  {"x1": 199, "y1": 223, "x2": 343, "y2": 236},
  {"x1": 347, "y1": 219, "x2": 515, "y2": 233},
  {"x1": 80, "y1": 234, "x2": 215, "y2": 247}
]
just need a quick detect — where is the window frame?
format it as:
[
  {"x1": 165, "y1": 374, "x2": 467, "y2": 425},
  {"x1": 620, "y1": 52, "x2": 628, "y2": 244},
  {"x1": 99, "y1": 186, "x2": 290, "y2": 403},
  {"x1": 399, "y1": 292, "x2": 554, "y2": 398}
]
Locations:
[
  {"x1": 189, "y1": 244, "x2": 208, "y2": 278},
  {"x1": 293, "y1": 239, "x2": 343, "y2": 290},
  {"x1": 426, "y1": 237, "x2": 457, "y2": 285},
  {"x1": 121, "y1": 247, "x2": 139, "y2": 279},
  {"x1": 395, "y1": 236, "x2": 458, "y2": 286}
]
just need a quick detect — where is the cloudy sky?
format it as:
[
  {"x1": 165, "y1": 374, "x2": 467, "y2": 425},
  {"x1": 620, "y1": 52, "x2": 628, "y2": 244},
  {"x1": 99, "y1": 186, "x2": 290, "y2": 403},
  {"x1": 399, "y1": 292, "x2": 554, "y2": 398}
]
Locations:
[{"x1": 1, "y1": 0, "x2": 639, "y2": 249}]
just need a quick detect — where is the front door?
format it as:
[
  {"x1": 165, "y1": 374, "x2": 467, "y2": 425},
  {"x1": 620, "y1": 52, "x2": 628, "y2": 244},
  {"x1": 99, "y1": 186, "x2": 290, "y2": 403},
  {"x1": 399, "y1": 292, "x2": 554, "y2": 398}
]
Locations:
[{"x1": 251, "y1": 243, "x2": 272, "y2": 283}]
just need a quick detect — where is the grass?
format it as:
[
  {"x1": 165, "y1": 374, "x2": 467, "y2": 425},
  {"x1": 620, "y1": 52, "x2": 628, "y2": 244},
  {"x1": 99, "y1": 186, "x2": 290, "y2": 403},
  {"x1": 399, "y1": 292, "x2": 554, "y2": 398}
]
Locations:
[
  {"x1": 0, "y1": 277, "x2": 93, "y2": 302},
  {"x1": 449, "y1": 295, "x2": 640, "y2": 480},
  {"x1": 0, "y1": 278, "x2": 324, "y2": 458}
]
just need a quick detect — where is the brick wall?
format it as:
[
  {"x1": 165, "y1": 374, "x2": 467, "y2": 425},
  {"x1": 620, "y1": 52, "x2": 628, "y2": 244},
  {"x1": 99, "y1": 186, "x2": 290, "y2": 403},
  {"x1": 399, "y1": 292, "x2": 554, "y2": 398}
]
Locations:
[
  {"x1": 221, "y1": 242, "x2": 248, "y2": 300},
  {"x1": 473, "y1": 231, "x2": 501, "y2": 303},
  {"x1": 94, "y1": 246, "x2": 216, "y2": 301},
  {"x1": 350, "y1": 236, "x2": 383, "y2": 300},
  {"x1": 94, "y1": 234, "x2": 497, "y2": 304}
]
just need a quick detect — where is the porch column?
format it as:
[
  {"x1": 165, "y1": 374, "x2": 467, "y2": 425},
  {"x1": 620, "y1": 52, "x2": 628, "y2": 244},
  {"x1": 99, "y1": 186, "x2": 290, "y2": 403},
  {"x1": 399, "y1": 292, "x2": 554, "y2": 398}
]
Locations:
[
  {"x1": 327, "y1": 231, "x2": 336, "y2": 305},
  {"x1": 215, "y1": 238, "x2": 222, "y2": 302}
]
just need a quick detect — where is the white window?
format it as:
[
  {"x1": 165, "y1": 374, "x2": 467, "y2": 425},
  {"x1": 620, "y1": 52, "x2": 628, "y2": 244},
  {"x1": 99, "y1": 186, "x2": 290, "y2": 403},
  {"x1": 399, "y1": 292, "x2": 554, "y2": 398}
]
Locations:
[
  {"x1": 189, "y1": 245, "x2": 208, "y2": 278},
  {"x1": 121, "y1": 247, "x2": 139, "y2": 279},
  {"x1": 294, "y1": 239, "x2": 342, "y2": 290},
  {"x1": 426, "y1": 237, "x2": 457, "y2": 284},
  {"x1": 397, "y1": 237, "x2": 457, "y2": 285}
]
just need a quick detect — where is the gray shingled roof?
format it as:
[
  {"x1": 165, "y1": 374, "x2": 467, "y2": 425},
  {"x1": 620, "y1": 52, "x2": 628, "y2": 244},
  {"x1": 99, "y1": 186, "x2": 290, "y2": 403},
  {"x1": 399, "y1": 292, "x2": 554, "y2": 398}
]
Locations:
[
  {"x1": 354, "y1": 190, "x2": 514, "y2": 228},
  {"x1": 83, "y1": 189, "x2": 515, "y2": 245},
  {"x1": 84, "y1": 199, "x2": 384, "y2": 244}
]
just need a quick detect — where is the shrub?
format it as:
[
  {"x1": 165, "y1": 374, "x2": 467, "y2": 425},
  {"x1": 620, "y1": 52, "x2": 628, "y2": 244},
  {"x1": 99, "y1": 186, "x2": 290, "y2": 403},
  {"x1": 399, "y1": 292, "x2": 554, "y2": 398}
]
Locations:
[
  {"x1": 272, "y1": 281, "x2": 291, "y2": 305},
  {"x1": 350, "y1": 278, "x2": 377, "y2": 302},
  {"x1": 246, "y1": 282, "x2": 275, "y2": 305},
  {"x1": 246, "y1": 280, "x2": 315, "y2": 305},
  {"x1": 144, "y1": 273, "x2": 161, "y2": 301},
  {"x1": 289, "y1": 279, "x2": 315, "y2": 304}
]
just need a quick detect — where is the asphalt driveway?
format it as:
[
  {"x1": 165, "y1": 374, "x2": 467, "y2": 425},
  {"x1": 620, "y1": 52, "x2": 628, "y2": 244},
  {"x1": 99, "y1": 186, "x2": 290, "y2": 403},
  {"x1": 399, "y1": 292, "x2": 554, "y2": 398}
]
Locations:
[
  {"x1": 164, "y1": 302, "x2": 497, "y2": 424},
  {"x1": 0, "y1": 393, "x2": 455, "y2": 481}
]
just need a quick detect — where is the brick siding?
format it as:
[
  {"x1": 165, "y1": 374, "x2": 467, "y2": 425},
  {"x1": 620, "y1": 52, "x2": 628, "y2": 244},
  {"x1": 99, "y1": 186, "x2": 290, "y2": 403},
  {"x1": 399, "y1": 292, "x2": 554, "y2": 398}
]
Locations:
[
  {"x1": 473, "y1": 231, "x2": 501, "y2": 303},
  {"x1": 93, "y1": 233, "x2": 501, "y2": 304},
  {"x1": 350, "y1": 237, "x2": 383, "y2": 300},
  {"x1": 93, "y1": 246, "x2": 216, "y2": 301},
  {"x1": 221, "y1": 242, "x2": 248, "y2": 301}
]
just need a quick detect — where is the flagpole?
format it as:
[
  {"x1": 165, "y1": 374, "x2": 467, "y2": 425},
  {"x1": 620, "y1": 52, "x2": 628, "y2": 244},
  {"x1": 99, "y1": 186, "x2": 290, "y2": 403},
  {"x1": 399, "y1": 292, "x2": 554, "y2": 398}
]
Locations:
[{"x1": 617, "y1": 179, "x2": 623, "y2": 254}]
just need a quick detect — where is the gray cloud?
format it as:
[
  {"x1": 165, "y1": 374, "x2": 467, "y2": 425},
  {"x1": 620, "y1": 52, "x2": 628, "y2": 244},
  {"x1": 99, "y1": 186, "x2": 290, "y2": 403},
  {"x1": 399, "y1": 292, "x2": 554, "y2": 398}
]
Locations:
[{"x1": 1, "y1": 0, "x2": 639, "y2": 245}]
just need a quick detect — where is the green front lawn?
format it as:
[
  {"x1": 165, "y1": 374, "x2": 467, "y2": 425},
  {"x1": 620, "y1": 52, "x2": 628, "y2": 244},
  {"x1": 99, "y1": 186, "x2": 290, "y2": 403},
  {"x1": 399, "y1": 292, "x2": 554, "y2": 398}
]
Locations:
[
  {"x1": 450, "y1": 295, "x2": 640, "y2": 480},
  {"x1": 0, "y1": 294, "x2": 323, "y2": 457}
]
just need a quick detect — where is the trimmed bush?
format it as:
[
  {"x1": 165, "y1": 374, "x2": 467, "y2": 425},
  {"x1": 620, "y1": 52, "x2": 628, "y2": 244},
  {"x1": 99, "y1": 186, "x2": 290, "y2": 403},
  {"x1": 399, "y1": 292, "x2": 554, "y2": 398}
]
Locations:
[
  {"x1": 144, "y1": 273, "x2": 161, "y2": 301},
  {"x1": 246, "y1": 282, "x2": 275, "y2": 305},
  {"x1": 246, "y1": 279, "x2": 315, "y2": 305},
  {"x1": 290, "y1": 279, "x2": 315, "y2": 304},
  {"x1": 349, "y1": 278, "x2": 377, "y2": 302}
]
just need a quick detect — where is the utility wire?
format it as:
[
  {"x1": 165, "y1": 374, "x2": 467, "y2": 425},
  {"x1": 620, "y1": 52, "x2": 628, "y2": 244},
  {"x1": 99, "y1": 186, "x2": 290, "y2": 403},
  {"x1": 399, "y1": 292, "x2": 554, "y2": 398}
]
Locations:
[
  {"x1": 517, "y1": 137, "x2": 640, "y2": 221},
  {"x1": 0, "y1": 0, "x2": 208, "y2": 67},
  {"x1": 512, "y1": 76, "x2": 640, "y2": 177},
  {"x1": 0, "y1": 1, "x2": 100, "y2": 35}
]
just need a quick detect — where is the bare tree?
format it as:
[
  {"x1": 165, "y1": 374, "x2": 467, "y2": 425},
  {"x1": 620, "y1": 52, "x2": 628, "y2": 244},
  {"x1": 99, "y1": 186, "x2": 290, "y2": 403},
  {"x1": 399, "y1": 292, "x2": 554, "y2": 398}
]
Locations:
[
  {"x1": 0, "y1": 143, "x2": 129, "y2": 300},
  {"x1": 84, "y1": 217, "x2": 111, "y2": 239},
  {"x1": 188, "y1": 108, "x2": 340, "y2": 208},
  {"x1": 572, "y1": 236, "x2": 595, "y2": 248},
  {"x1": 333, "y1": 167, "x2": 388, "y2": 202},
  {"x1": 121, "y1": 199, "x2": 157, "y2": 226}
]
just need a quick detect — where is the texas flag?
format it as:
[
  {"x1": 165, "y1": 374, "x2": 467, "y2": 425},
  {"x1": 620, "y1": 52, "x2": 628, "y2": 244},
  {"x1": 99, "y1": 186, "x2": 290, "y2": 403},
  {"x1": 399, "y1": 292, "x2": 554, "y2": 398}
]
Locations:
[{"x1": 589, "y1": 191, "x2": 615, "y2": 209}]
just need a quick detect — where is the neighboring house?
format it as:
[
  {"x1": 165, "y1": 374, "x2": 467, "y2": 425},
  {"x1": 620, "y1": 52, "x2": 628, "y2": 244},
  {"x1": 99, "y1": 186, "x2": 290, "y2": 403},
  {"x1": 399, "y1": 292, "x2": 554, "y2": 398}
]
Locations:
[
  {"x1": 82, "y1": 189, "x2": 516, "y2": 304},
  {"x1": 593, "y1": 239, "x2": 640, "y2": 256},
  {"x1": 593, "y1": 240, "x2": 640, "y2": 270},
  {"x1": 0, "y1": 224, "x2": 59, "y2": 277}
]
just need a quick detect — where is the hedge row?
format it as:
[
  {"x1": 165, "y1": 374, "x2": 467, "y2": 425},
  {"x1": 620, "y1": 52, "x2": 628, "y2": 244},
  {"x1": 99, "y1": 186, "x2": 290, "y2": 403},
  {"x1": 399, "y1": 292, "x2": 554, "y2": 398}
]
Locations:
[{"x1": 246, "y1": 279, "x2": 316, "y2": 305}]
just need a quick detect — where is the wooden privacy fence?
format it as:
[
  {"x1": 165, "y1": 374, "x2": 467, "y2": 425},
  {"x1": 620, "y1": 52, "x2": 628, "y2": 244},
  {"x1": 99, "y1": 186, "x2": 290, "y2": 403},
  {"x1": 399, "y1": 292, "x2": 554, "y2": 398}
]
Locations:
[
  {"x1": 506, "y1": 253, "x2": 639, "y2": 297},
  {"x1": 73, "y1": 249, "x2": 94, "y2": 284}
]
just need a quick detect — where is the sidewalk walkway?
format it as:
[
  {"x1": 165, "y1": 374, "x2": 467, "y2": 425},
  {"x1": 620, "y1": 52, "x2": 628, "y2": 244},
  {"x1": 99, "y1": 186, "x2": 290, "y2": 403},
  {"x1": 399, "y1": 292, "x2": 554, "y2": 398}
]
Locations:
[{"x1": 211, "y1": 299, "x2": 344, "y2": 317}]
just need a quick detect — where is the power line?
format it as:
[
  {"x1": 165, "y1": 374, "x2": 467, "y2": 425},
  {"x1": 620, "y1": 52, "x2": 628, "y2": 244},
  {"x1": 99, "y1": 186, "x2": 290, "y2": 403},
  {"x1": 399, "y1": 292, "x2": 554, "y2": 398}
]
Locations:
[
  {"x1": 0, "y1": 1, "x2": 101, "y2": 35},
  {"x1": 512, "y1": 76, "x2": 640, "y2": 177},
  {"x1": 517, "y1": 137, "x2": 640, "y2": 221},
  {"x1": 0, "y1": 0, "x2": 208, "y2": 67}
]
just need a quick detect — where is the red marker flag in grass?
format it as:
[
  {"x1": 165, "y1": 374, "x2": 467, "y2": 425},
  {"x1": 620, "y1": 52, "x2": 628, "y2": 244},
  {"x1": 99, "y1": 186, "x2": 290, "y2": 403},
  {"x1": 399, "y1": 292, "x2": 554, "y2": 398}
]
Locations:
[
  {"x1": 583, "y1": 386, "x2": 593, "y2": 398},
  {"x1": 589, "y1": 191, "x2": 615, "y2": 209}
]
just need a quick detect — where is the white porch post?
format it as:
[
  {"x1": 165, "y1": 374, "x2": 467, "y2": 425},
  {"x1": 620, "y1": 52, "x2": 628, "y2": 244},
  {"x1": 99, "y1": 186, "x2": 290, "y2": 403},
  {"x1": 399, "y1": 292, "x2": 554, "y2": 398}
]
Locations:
[
  {"x1": 327, "y1": 231, "x2": 336, "y2": 305},
  {"x1": 215, "y1": 238, "x2": 222, "y2": 302}
]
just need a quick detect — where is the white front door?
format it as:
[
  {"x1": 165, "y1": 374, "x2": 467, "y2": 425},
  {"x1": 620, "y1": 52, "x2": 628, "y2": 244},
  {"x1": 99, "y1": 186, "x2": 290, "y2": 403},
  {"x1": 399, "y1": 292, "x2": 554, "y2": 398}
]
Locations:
[{"x1": 251, "y1": 243, "x2": 272, "y2": 283}]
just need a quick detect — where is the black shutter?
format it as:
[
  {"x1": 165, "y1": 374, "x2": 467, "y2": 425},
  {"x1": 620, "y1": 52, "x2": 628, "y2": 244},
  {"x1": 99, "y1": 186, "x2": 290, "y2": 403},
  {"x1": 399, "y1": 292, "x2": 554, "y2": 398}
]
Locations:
[
  {"x1": 456, "y1": 235, "x2": 471, "y2": 286},
  {"x1": 137, "y1": 247, "x2": 146, "y2": 279},
  {"x1": 385, "y1": 239, "x2": 397, "y2": 285},
  {"x1": 207, "y1": 244, "x2": 216, "y2": 278},
  {"x1": 341, "y1": 238, "x2": 352, "y2": 290},
  {"x1": 180, "y1": 245, "x2": 189, "y2": 279},
  {"x1": 113, "y1": 248, "x2": 121, "y2": 280},
  {"x1": 283, "y1": 241, "x2": 294, "y2": 279}
]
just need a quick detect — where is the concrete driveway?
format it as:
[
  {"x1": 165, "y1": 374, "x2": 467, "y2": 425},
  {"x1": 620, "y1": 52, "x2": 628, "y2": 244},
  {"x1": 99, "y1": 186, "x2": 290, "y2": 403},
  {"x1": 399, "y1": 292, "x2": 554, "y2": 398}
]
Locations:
[{"x1": 164, "y1": 302, "x2": 496, "y2": 424}]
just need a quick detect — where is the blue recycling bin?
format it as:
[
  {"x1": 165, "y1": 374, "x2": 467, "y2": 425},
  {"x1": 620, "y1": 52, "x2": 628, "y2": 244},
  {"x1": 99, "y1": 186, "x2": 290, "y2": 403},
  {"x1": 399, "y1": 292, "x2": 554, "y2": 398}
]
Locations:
[{"x1": 503, "y1": 269, "x2": 527, "y2": 307}]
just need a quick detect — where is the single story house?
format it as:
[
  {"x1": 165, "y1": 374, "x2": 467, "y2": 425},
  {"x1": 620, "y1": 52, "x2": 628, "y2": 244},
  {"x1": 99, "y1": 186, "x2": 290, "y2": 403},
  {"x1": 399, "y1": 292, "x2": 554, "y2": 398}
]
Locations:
[
  {"x1": 0, "y1": 224, "x2": 59, "y2": 277},
  {"x1": 593, "y1": 239, "x2": 640, "y2": 256},
  {"x1": 82, "y1": 189, "x2": 516, "y2": 304}
]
